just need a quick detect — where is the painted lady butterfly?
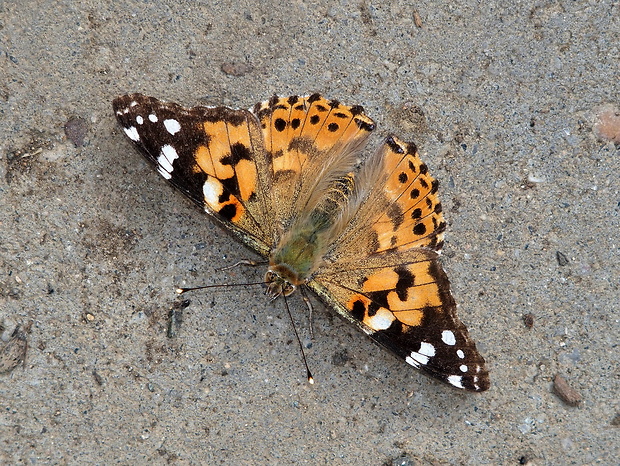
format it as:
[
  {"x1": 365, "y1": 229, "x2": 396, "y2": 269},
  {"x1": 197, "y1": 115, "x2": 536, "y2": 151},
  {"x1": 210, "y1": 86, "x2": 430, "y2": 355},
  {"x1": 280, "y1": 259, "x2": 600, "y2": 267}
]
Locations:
[{"x1": 113, "y1": 93, "x2": 490, "y2": 392}]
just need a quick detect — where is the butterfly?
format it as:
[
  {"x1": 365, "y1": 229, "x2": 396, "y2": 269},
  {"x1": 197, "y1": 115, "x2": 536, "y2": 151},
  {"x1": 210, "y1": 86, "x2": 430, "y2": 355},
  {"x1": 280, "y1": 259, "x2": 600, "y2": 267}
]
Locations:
[{"x1": 113, "y1": 93, "x2": 490, "y2": 392}]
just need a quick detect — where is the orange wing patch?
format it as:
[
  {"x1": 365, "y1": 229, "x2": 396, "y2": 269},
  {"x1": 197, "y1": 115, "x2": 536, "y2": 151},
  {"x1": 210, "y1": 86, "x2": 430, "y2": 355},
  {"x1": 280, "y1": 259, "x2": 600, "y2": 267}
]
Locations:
[
  {"x1": 314, "y1": 253, "x2": 441, "y2": 332},
  {"x1": 193, "y1": 118, "x2": 256, "y2": 222},
  {"x1": 374, "y1": 136, "x2": 445, "y2": 252}
]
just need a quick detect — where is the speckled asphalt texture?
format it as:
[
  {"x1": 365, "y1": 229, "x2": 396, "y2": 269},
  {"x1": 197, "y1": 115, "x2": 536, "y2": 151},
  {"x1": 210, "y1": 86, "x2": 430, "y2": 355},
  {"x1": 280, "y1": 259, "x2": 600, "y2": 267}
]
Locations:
[{"x1": 1, "y1": 1, "x2": 619, "y2": 464}]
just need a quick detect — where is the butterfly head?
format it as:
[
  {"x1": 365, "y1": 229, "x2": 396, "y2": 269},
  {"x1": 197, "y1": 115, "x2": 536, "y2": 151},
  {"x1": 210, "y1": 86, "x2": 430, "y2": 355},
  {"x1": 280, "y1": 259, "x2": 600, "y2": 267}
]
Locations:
[{"x1": 264, "y1": 265, "x2": 300, "y2": 298}]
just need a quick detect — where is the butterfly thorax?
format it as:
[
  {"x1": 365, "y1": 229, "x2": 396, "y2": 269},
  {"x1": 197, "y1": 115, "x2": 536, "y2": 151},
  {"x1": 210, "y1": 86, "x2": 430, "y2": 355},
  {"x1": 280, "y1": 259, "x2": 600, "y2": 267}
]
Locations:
[{"x1": 265, "y1": 220, "x2": 332, "y2": 298}]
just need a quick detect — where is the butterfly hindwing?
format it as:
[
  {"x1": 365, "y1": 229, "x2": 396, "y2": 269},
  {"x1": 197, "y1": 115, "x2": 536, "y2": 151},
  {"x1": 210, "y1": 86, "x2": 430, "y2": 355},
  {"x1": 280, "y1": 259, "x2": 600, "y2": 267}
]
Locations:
[{"x1": 310, "y1": 250, "x2": 489, "y2": 391}]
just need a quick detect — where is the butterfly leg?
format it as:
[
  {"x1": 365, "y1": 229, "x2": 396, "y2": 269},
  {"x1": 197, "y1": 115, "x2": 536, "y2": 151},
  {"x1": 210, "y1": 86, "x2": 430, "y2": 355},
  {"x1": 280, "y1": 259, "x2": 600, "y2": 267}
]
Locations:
[
  {"x1": 299, "y1": 286, "x2": 315, "y2": 340},
  {"x1": 217, "y1": 259, "x2": 267, "y2": 272}
]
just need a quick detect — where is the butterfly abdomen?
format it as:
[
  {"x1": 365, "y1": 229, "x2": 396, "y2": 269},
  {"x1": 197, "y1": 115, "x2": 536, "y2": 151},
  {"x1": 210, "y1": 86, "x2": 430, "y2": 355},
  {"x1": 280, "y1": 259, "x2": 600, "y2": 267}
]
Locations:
[{"x1": 308, "y1": 172, "x2": 356, "y2": 231}]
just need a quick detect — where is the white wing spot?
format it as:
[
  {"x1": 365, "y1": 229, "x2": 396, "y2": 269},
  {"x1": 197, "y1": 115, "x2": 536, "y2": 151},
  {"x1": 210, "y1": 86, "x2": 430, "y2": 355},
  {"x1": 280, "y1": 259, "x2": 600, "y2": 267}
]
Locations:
[
  {"x1": 136, "y1": 115, "x2": 144, "y2": 125},
  {"x1": 157, "y1": 165, "x2": 172, "y2": 180},
  {"x1": 156, "y1": 144, "x2": 179, "y2": 179},
  {"x1": 405, "y1": 356, "x2": 420, "y2": 368},
  {"x1": 447, "y1": 375, "x2": 464, "y2": 389},
  {"x1": 123, "y1": 126, "x2": 140, "y2": 141},
  {"x1": 161, "y1": 144, "x2": 179, "y2": 165},
  {"x1": 157, "y1": 153, "x2": 173, "y2": 174},
  {"x1": 130, "y1": 100, "x2": 138, "y2": 107},
  {"x1": 457, "y1": 349, "x2": 465, "y2": 359},
  {"x1": 122, "y1": 107, "x2": 129, "y2": 114},
  {"x1": 419, "y1": 342, "x2": 435, "y2": 357},
  {"x1": 203, "y1": 176, "x2": 223, "y2": 209},
  {"x1": 164, "y1": 119, "x2": 181, "y2": 135},
  {"x1": 459, "y1": 364, "x2": 468, "y2": 373},
  {"x1": 441, "y1": 330, "x2": 456, "y2": 346},
  {"x1": 366, "y1": 308, "x2": 395, "y2": 330},
  {"x1": 149, "y1": 114, "x2": 158, "y2": 123},
  {"x1": 405, "y1": 342, "x2": 435, "y2": 367}
]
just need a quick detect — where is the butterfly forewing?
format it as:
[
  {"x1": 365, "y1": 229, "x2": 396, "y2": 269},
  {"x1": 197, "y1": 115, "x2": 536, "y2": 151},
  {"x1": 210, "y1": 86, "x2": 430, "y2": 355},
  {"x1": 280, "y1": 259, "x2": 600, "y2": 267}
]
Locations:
[
  {"x1": 113, "y1": 94, "x2": 274, "y2": 255},
  {"x1": 253, "y1": 94, "x2": 375, "y2": 235}
]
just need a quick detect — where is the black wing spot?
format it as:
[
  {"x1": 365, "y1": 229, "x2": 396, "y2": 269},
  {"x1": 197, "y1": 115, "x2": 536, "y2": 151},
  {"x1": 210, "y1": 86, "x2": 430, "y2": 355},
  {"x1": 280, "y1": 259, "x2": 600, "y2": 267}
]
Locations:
[
  {"x1": 218, "y1": 203, "x2": 237, "y2": 221},
  {"x1": 394, "y1": 266, "x2": 414, "y2": 301},
  {"x1": 350, "y1": 105, "x2": 364, "y2": 115},
  {"x1": 351, "y1": 300, "x2": 366, "y2": 321},
  {"x1": 268, "y1": 95, "x2": 280, "y2": 108},
  {"x1": 385, "y1": 136, "x2": 403, "y2": 153},
  {"x1": 223, "y1": 142, "x2": 252, "y2": 164},
  {"x1": 354, "y1": 118, "x2": 375, "y2": 132},
  {"x1": 274, "y1": 118, "x2": 287, "y2": 132},
  {"x1": 413, "y1": 222, "x2": 427, "y2": 235},
  {"x1": 411, "y1": 208, "x2": 422, "y2": 219}
]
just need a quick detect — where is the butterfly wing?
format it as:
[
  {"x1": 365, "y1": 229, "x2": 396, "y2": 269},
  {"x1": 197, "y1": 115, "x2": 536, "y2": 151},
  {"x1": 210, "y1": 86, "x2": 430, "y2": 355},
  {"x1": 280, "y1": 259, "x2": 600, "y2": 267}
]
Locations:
[
  {"x1": 252, "y1": 94, "x2": 375, "y2": 240},
  {"x1": 310, "y1": 135, "x2": 490, "y2": 391},
  {"x1": 113, "y1": 94, "x2": 275, "y2": 256}
]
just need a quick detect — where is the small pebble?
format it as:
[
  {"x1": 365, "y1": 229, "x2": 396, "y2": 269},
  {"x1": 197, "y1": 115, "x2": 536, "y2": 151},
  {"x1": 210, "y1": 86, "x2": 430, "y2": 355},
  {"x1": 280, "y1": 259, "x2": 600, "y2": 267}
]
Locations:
[
  {"x1": 553, "y1": 374, "x2": 582, "y2": 406},
  {"x1": 221, "y1": 62, "x2": 255, "y2": 77},
  {"x1": 556, "y1": 251, "x2": 569, "y2": 266},
  {"x1": 64, "y1": 116, "x2": 88, "y2": 147}
]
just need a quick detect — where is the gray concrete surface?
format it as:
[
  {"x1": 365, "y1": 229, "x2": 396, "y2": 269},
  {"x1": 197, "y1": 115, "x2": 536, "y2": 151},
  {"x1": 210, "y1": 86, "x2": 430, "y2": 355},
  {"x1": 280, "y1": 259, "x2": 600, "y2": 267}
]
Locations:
[{"x1": 1, "y1": 0, "x2": 619, "y2": 464}]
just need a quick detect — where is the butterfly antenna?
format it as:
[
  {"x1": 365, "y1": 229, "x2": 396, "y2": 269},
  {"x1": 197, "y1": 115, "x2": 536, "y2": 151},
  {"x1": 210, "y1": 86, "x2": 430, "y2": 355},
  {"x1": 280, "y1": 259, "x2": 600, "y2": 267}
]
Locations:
[
  {"x1": 176, "y1": 281, "x2": 265, "y2": 294},
  {"x1": 283, "y1": 294, "x2": 314, "y2": 385}
]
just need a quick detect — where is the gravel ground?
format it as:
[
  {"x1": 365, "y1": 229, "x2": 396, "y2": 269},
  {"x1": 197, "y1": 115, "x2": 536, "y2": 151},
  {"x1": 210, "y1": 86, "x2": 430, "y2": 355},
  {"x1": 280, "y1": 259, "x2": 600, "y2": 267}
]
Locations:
[{"x1": 1, "y1": 1, "x2": 619, "y2": 464}]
